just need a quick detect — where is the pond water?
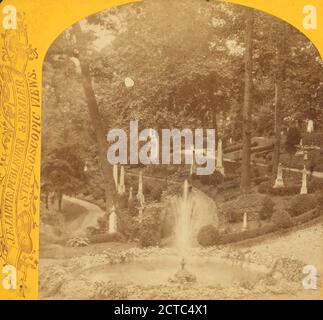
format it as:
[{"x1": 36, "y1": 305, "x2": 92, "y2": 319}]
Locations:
[{"x1": 82, "y1": 255, "x2": 265, "y2": 287}]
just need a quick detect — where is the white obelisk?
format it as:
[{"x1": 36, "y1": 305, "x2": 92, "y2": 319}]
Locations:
[
  {"x1": 273, "y1": 163, "x2": 284, "y2": 188},
  {"x1": 216, "y1": 138, "x2": 225, "y2": 176},
  {"x1": 307, "y1": 120, "x2": 314, "y2": 133},
  {"x1": 136, "y1": 171, "x2": 145, "y2": 205},
  {"x1": 300, "y1": 165, "x2": 308, "y2": 194},
  {"x1": 242, "y1": 212, "x2": 248, "y2": 231},
  {"x1": 138, "y1": 206, "x2": 144, "y2": 223},
  {"x1": 118, "y1": 166, "x2": 125, "y2": 194},
  {"x1": 190, "y1": 144, "x2": 195, "y2": 176},
  {"x1": 108, "y1": 206, "x2": 117, "y2": 234},
  {"x1": 113, "y1": 165, "x2": 118, "y2": 190},
  {"x1": 129, "y1": 187, "x2": 133, "y2": 201}
]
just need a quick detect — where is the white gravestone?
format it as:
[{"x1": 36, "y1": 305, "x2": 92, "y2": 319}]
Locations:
[{"x1": 274, "y1": 163, "x2": 285, "y2": 188}]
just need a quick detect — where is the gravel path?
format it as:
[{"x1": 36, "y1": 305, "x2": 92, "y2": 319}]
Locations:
[
  {"x1": 63, "y1": 195, "x2": 105, "y2": 236},
  {"x1": 246, "y1": 222, "x2": 323, "y2": 274}
]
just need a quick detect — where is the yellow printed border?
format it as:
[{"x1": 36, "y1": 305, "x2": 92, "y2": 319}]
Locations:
[{"x1": 0, "y1": 0, "x2": 322, "y2": 300}]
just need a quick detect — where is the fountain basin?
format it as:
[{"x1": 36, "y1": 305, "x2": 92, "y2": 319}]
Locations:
[{"x1": 80, "y1": 254, "x2": 266, "y2": 287}]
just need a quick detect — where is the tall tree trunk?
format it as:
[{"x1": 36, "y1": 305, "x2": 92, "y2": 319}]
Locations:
[
  {"x1": 57, "y1": 190, "x2": 63, "y2": 212},
  {"x1": 271, "y1": 26, "x2": 288, "y2": 180},
  {"x1": 71, "y1": 23, "x2": 115, "y2": 211},
  {"x1": 212, "y1": 107, "x2": 218, "y2": 141},
  {"x1": 272, "y1": 82, "x2": 282, "y2": 179},
  {"x1": 240, "y1": 9, "x2": 254, "y2": 193},
  {"x1": 45, "y1": 194, "x2": 49, "y2": 210}
]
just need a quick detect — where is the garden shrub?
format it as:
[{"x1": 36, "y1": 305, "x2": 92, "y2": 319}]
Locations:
[
  {"x1": 160, "y1": 210, "x2": 175, "y2": 239},
  {"x1": 217, "y1": 181, "x2": 240, "y2": 192},
  {"x1": 224, "y1": 174, "x2": 240, "y2": 182},
  {"x1": 220, "y1": 193, "x2": 269, "y2": 223},
  {"x1": 252, "y1": 176, "x2": 270, "y2": 186},
  {"x1": 218, "y1": 223, "x2": 277, "y2": 244},
  {"x1": 92, "y1": 186, "x2": 105, "y2": 200},
  {"x1": 91, "y1": 281, "x2": 128, "y2": 300},
  {"x1": 271, "y1": 210, "x2": 293, "y2": 229},
  {"x1": 316, "y1": 191, "x2": 323, "y2": 212},
  {"x1": 287, "y1": 194, "x2": 317, "y2": 217},
  {"x1": 66, "y1": 237, "x2": 90, "y2": 247},
  {"x1": 197, "y1": 225, "x2": 220, "y2": 247},
  {"x1": 259, "y1": 196, "x2": 275, "y2": 220},
  {"x1": 252, "y1": 166, "x2": 261, "y2": 178},
  {"x1": 89, "y1": 232, "x2": 125, "y2": 244},
  {"x1": 139, "y1": 228, "x2": 161, "y2": 247},
  {"x1": 118, "y1": 211, "x2": 140, "y2": 240},
  {"x1": 308, "y1": 179, "x2": 323, "y2": 193},
  {"x1": 223, "y1": 141, "x2": 258, "y2": 154},
  {"x1": 138, "y1": 207, "x2": 162, "y2": 247},
  {"x1": 293, "y1": 208, "x2": 319, "y2": 225},
  {"x1": 149, "y1": 183, "x2": 165, "y2": 202},
  {"x1": 193, "y1": 170, "x2": 224, "y2": 186},
  {"x1": 258, "y1": 181, "x2": 299, "y2": 196},
  {"x1": 116, "y1": 194, "x2": 128, "y2": 209},
  {"x1": 227, "y1": 210, "x2": 243, "y2": 223},
  {"x1": 302, "y1": 132, "x2": 323, "y2": 148},
  {"x1": 86, "y1": 226, "x2": 100, "y2": 237}
]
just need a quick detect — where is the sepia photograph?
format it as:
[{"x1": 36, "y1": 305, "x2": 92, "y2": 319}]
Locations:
[{"x1": 39, "y1": 0, "x2": 323, "y2": 300}]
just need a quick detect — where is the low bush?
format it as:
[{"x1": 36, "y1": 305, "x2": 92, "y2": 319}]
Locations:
[
  {"x1": 227, "y1": 210, "x2": 243, "y2": 223},
  {"x1": 316, "y1": 191, "x2": 323, "y2": 211},
  {"x1": 149, "y1": 183, "x2": 165, "y2": 202},
  {"x1": 97, "y1": 214, "x2": 108, "y2": 232},
  {"x1": 89, "y1": 232, "x2": 125, "y2": 244},
  {"x1": 252, "y1": 166, "x2": 261, "y2": 178},
  {"x1": 138, "y1": 208, "x2": 162, "y2": 247},
  {"x1": 308, "y1": 179, "x2": 323, "y2": 193},
  {"x1": 287, "y1": 194, "x2": 317, "y2": 217},
  {"x1": 259, "y1": 196, "x2": 275, "y2": 220},
  {"x1": 271, "y1": 210, "x2": 293, "y2": 229},
  {"x1": 302, "y1": 132, "x2": 323, "y2": 148},
  {"x1": 258, "y1": 181, "x2": 299, "y2": 196},
  {"x1": 118, "y1": 211, "x2": 140, "y2": 240},
  {"x1": 197, "y1": 225, "x2": 220, "y2": 247},
  {"x1": 218, "y1": 223, "x2": 277, "y2": 244},
  {"x1": 293, "y1": 208, "x2": 319, "y2": 225},
  {"x1": 217, "y1": 181, "x2": 240, "y2": 192},
  {"x1": 224, "y1": 141, "x2": 258, "y2": 154},
  {"x1": 116, "y1": 194, "x2": 128, "y2": 209},
  {"x1": 252, "y1": 176, "x2": 270, "y2": 186},
  {"x1": 66, "y1": 237, "x2": 90, "y2": 247},
  {"x1": 193, "y1": 170, "x2": 224, "y2": 186}
]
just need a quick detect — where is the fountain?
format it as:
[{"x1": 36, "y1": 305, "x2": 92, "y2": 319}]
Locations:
[
  {"x1": 169, "y1": 180, "x2": 197, "y2": 284},
  {"x1": 118, "y1": 166, "x2": 126, "y2": 194},
  {"x1": 108, "y1": 206, "x2": 117, "y2": 234},
  {"x1": 76, "y1": 179, "x2": 265, "y2": 294}
]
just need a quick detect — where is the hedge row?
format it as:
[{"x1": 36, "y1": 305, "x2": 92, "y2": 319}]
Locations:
[
  {"x1": 258, "y1": 179, "x2": 323, "y2": 196},
  {"x1": 198, "y1": 208, "x2": 321, "y2": 246},
  {"x1": 293, "y1": 208, "x2": 320, "y2": 225},
  {"x1": 218, "y1": 223, "x2": 277, "y2": 245},
  {"x1": 223, "y1": 141, "x2": 258, "y2": 154}
]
